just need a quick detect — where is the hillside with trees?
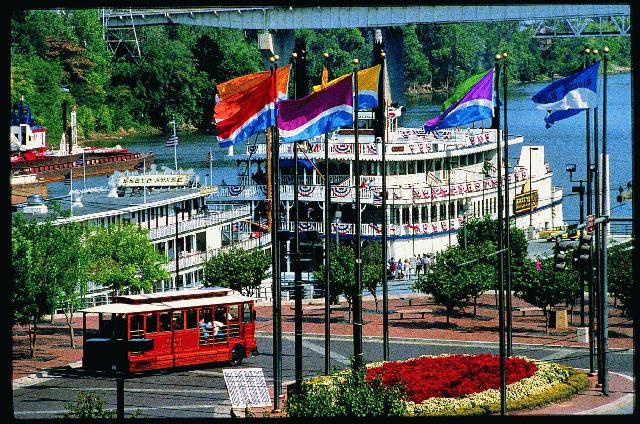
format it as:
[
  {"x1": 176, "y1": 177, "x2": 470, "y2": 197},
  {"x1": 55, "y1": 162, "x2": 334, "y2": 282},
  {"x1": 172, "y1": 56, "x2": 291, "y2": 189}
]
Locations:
[{"x1": 10, "y1": 9, "x2": 630, "y2": 144}]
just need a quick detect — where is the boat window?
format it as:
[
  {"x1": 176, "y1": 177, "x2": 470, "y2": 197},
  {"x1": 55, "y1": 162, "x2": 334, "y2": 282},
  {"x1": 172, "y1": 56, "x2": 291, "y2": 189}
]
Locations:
[
  {"x1": 160, "y1": 312, "x2": 172, "y2": 332},
  {"x1": 417, "y1": 160, "x2": 424, "y2": 173},
  {"x1": 435, "y1": 160, "x2": 442, "y2": 171},
  {"x1": 146, "y1": 313, "x2": 157, "y2": 333},
  {"x1": 430, "y1": 205, "x2": 437, "y2": 221},
  {"x1": 461, "y1": 155, "x2": 468, "y2": 167},
  {"x1": 172, "y1": 311, "x2": 184, "y2": 330},
  {"x1": 408, "y1": 161, "x2": 416, "y2": 174},
  {"x1": 186, "y1": 309, "x2": 197, "y2": 329},
  {"x1": 243, "y1": 304, "x2": 252, "y2": 322},
  {"x1": 130, "y1": 315, "x2": 144, "y2": 339}
]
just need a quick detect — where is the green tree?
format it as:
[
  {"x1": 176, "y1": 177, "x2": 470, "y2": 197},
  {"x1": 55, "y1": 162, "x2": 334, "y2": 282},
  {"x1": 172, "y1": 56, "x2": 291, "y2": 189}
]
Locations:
[
  {"x1": 607, "y1": 241, "x2": 633, "y2": 317},
  {"x1": 402, "y1": 25, "x2": 431, "y2": 92},
  {"x1": 313, "y1": 242, "x2": 356, "y2": 321},
  {"x1": 50, "y1": 221, "x2": 90, "y2": 348},
  {"x1": 12, "y1": 215, "x2": 64, "y2": 357},
  {"x1": 295, "y1": 28, "x2": 369, "y2": 93},
  {"x1": 85, "y1": 224, "x2": 169, "y2": 295},
  {"x1": 412, "y1": 243, "x2": 495, "y2": 325},
  {"x1": 513, "y1": 256, "x2": 580, "y2": 333},
  {"x1": 202, "y1": 247, "x2": 271, "y2": 297},
  {"x1": 361, "y1": 241, "x2": 383, "y2": 311}
]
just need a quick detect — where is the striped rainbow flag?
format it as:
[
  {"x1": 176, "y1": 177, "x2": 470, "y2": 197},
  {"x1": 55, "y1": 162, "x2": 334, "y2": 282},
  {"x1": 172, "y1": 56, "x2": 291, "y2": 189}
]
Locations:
[{"x1": 310, "y1": 64, "x2": 380, "y2": 110}]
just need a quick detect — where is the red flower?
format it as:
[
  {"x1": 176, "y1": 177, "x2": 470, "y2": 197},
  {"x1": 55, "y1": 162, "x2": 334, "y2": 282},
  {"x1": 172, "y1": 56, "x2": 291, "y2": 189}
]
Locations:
[{"x1": 366, "y1": 354, "x2": 537, "y2": 403}]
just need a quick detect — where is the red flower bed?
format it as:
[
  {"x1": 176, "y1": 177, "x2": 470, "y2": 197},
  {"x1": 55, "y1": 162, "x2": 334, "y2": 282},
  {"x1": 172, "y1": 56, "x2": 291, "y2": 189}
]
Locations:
[{"x1": 366, "y1": 354, "x2": 537, "y2": 403}]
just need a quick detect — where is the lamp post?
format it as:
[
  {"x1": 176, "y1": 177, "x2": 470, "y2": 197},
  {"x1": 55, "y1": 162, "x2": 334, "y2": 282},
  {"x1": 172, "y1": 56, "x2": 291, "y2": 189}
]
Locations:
[{"x1": 566, "y1": 163, "x2": 586, "y2": 326}]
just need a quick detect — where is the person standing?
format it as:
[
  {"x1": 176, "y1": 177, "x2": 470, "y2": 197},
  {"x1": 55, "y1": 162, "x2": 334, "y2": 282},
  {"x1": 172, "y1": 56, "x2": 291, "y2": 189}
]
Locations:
[{"x1": 415, "y1": 254, "x2": 423, "y2": 276}]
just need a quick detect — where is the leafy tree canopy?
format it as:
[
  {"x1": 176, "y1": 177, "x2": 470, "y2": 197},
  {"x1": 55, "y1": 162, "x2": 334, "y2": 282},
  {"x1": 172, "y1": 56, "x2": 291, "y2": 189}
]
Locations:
[{"x1": 202, "y1": 247, "x2": 271, "y2": 297}]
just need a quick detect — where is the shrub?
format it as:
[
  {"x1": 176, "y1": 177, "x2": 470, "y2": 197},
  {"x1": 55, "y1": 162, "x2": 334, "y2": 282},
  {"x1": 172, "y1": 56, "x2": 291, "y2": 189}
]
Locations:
[
  {"x1": 285, "y1": 360, "x2": 408, "y2": 417},
  {"x1": 63, "y1": 391, "x2": 114, "y2": 419}
]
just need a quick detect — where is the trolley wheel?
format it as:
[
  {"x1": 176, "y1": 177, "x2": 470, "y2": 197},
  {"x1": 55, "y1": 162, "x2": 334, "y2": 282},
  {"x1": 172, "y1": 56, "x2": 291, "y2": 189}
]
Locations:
[{"x1": 229, "y1": 345, "x2": 245, "y2": 366}]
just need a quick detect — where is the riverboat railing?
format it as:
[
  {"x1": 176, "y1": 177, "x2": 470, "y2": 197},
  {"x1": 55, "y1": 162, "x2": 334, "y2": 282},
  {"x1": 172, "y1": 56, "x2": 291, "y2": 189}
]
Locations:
[
  {"x1": 235, "y1": 128, "x2": 510, "y2": 161},
  {"x1": 210, "y1": 168, "x2": 530, "y2": 204},
  {"x1": 149, "y1": 204, "x2": 250, "y2": 240}
]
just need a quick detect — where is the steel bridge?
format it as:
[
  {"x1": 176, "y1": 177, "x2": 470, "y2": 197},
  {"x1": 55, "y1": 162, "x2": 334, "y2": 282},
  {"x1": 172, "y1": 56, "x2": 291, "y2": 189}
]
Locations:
[
  {"x1": 102, "y1": 5, "x2": 630, "y2": 58},
  {"x1": 101, "y1": 5, "x2": 630, "y2": 102}
]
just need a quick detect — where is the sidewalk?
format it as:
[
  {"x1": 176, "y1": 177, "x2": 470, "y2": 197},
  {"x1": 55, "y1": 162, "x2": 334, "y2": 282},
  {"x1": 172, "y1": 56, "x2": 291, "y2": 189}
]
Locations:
[{"x1": 12, "y1": 293, "x2": 635, "y2": 415}]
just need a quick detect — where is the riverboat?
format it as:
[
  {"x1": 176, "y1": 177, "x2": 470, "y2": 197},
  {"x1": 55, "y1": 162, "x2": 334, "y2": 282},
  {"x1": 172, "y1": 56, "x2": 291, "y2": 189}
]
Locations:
[
  {"x1": 14, "y1": 167, "x2": 267, "y2": 308},
  {"x1": 208, "y1": 107, "x2": 564, "y2": 267},
  {"x1": 10, "y1": 98, "x2": 155, "y2": 183}
]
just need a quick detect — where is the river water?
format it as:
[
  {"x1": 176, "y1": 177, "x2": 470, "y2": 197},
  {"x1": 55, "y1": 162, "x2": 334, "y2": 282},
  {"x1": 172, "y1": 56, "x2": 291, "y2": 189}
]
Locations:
[{"x1": 47, "y1": 73, "x2": 632, "y2": 225}]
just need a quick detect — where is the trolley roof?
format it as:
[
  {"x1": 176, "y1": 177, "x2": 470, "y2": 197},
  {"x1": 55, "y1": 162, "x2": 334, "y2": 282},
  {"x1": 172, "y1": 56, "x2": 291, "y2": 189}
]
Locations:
[{"x1": 81, "y1": 293, "x2": 255, "y2": 315}]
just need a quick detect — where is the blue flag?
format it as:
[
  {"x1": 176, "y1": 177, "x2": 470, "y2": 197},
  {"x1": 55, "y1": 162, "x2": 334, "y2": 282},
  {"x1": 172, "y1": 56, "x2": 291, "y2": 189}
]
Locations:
[
  {"x1": 544, "y1": 109, "x2": 585, "y2": 129},
  {"x1": 532, "y1": 62, "x2": 600, "y2": 127}
]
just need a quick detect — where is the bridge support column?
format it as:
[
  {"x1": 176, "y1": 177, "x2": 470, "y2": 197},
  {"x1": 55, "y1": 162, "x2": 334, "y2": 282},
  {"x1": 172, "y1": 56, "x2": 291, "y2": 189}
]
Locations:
[{"x1": 259, "y1": 30, "x2": 295, "y2": 68}]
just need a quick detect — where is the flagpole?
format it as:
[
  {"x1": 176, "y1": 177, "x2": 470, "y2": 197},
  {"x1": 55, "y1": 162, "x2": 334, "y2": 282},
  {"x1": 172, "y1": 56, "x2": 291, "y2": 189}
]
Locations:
[
  {"x1": 590, "y1": 50, "x2": 604, "y2": 387},
  {"x1": 171, "y1": 119, "x2": 178, "y2": 170},
  {"x1": 378, "y1": 48, "x2": 390, "y2": 362},
  {"x1": 69, "y1": 167, "x2": 73, "y2": 217},
  {"x1": 209, "y1": 148, "x2": 213, "y2": 188},
  {"x1": 494, "y1": 54, "x2": 507, "y2": 416},
  {"x1": 352, "y1": 58, "x2": 363, "y2": 369},
  {"x1": 501, "y1": 52, "x2": 513, "y2": 357},
  {"x1": 143, "y1": 157, "x2": 146, "y2": 204},
  {"x1": 82, "y1": 150, "x2": 86, "y2": 190},
  {"x1": 600, "y1": 45, "x2": 609, "y2": 396},
  {"x1": 322, "y1": 52, "x2": 332, "y2": 376},
  {"x1": 291, "y1": 49, "x2": 304, "y2": 391},
  {"x1": 584, "y1": 48, "x2": 596, "y2": 376},
  {"x1": 269, "y1": 55, "x2": 283, "y2": 413}
]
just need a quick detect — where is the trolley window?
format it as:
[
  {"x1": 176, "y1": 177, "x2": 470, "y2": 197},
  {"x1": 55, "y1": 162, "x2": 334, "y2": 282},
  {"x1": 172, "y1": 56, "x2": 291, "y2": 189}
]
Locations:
[
  {"x1": 130, "y1": 315, "x2": 144, "y2": 339},
  {"x1": 146, "y1": 313, "x2": 157, "y2": 333},
  {"x1": 228, "y1": 305, "x2": 239, "y2": 322},
  {"x1": 242, "y1": 303, "x2": 252, "y2": 322},
  {"x1": 172, "y1": 311, "x2": 184, "y2": 330},
  {"x1": 160, "y1": 312, "x2": 172, "y2": 332},
  {"x1": 186, "y1": 309, "x2": 197, "y2": 329}
]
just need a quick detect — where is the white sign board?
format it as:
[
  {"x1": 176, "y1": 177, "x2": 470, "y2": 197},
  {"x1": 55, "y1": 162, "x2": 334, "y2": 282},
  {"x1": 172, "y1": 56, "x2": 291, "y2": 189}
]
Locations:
[
  {"x1": 117, "y1": 174, "x2": 190, "y2": 187},
  {"x1": 223, "y1": 368, "x2": 271, "y2": 408}
]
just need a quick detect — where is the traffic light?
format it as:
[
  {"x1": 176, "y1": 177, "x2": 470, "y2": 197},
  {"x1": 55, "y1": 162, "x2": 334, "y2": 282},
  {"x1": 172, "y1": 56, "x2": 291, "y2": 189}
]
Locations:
[
  {"x1": 553, "y1": 240, "x2": 567, "y2": 272},
  {"x1": 577, "y1": 233, "x2": 593, "y2": 269}
]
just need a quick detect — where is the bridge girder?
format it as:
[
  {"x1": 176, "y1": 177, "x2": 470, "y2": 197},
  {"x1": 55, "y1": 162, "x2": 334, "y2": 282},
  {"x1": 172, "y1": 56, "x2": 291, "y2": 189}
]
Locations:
[
  {"x1": 527, "y1": 16, "x2": 631, "y2": 38},
  {"x1": 103, "y1": 5, "x2": 629, "y2": 30}
]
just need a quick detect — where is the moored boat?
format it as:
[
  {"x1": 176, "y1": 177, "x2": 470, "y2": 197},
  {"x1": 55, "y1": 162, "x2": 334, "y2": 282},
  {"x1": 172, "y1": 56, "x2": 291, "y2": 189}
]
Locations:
[{"x1": 10, "y1": 97, "x2": 155, "y2": 182}]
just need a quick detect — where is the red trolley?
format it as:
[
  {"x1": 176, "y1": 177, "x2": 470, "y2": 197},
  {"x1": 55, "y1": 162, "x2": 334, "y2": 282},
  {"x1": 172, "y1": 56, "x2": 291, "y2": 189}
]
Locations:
[{"x1": 80, "y1": 287, "x2": 258, "y2": 373}]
